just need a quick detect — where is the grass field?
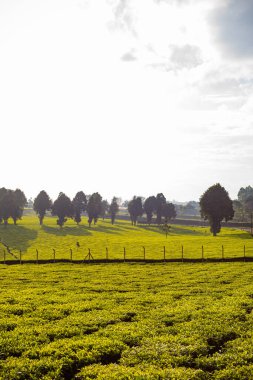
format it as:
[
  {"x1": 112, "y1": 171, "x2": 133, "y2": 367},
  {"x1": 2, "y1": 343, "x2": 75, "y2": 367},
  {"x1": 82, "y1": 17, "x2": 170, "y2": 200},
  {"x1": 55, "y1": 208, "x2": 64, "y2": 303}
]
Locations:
[
  {"x1": 0, "y1": 262, "x2": 253, "y2": 379},
  {"x1": 0, "y1": 215, "x2": 253, "y2": 262}
]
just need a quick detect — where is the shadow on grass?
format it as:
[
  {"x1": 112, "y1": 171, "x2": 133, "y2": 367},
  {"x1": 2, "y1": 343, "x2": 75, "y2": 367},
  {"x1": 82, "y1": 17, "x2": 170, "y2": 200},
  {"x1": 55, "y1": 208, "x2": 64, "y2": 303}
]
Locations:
[
  {"x1": 42, "y1": 224, "x2": 124, "y2": 236},
  {"x1": 42, "y1": 225, "x2": 92, "y2": 236},
  {"x1": 0, "y1": 225, "x2": 38, "y2": 252},
  {"x1": 138, "y1": 225, "x2": 207, "y2": 236}
]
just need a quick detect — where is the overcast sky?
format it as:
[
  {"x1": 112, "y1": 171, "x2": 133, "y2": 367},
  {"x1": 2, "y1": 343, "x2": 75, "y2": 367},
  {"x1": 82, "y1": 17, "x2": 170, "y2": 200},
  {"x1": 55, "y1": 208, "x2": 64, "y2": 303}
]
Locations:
[{"x1": 1, "y1": 0, "x2": 253, "y2": 202}]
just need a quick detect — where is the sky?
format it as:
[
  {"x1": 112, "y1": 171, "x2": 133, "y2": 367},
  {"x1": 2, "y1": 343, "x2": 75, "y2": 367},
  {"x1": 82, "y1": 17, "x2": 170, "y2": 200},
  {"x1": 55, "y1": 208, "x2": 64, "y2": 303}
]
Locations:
[{"x1": 1, "y1": 0, "x2": 253, "y2": 202}]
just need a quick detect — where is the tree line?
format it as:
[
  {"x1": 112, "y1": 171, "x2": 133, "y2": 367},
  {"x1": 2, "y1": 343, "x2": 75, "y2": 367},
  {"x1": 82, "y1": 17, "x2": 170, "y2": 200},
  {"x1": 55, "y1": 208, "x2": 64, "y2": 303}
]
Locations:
[
  {"x1": 1, "y1": 183, "x2": 251, "y2": 237},
  {"x1": 34, "y1": 191, "x2": 120, "y2": 228}
]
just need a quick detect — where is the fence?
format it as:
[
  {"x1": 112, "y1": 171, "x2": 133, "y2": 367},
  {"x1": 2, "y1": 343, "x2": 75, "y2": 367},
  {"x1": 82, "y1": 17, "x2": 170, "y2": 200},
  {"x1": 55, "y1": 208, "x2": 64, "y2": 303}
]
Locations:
[{"x1": 1, "y1": 243, "x2": 253, "y2": 264}]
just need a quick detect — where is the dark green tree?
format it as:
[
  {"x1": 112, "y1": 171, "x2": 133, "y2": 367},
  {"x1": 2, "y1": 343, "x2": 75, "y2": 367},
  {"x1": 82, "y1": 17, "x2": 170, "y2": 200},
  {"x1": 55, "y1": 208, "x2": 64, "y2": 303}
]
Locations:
[
  {"x1": 200, "y1": 183, "x2": 234, "y2": 236},
  {"x1": 11, "y1": 189, "x2": 27, "y2": 225},
  {"x1": 51, "y1": 192, "x2": 73, "y2": 227},
  {"x1": 0, "y1": 189, "x2": 15, "y2": 226},
  {"x1": 109, "y1": 197, "x2": 119, "y2": 225},
  {"x1": 162, "y1": 202, "x2": 176, "y2": 223},
  {"x1": 100, "y1": 200, "x2": 109, "y2": 220},
  {"x1": 143, "y1": 196, "x2": 157, "y2": 224},
  {"x1": 0, "y1": 188, "x2": 7, "y2": 224},
  {"x1": 33, "y1": 190, "x2": 52, "y2": 225},
  {"x1": 87, "y1": 192, "x2": 102, "y2": 227},
  {"x1": 128, "y1": 196, "x2": 143, "y2": 225},
  {"x1": 156, "y1": 193, "x2": 166, "y2": 224},
  {"x1": 72, "y1": 191, "x2": 87, "y2": 225}
]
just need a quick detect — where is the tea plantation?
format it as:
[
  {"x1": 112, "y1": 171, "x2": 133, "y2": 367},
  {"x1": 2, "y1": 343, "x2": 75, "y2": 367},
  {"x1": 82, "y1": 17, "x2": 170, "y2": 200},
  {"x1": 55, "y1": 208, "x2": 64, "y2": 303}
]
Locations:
[
  {"x1": 1, "y1": 216, "x2": 253, "y2": 379},
  {"x1": 1, "y1": 263, "x2": 253, "y2": 379}
]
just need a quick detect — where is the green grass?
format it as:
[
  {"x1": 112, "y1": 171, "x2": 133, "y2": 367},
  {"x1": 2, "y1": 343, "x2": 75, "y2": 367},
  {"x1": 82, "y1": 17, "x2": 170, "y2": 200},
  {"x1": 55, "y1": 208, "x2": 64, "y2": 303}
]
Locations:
[
  {"x1": 0, "y1": 215, "x2": 252, "y2": 261},
  {"x1": 0, "y1": 262, "x2": 253, "y2": 379}
]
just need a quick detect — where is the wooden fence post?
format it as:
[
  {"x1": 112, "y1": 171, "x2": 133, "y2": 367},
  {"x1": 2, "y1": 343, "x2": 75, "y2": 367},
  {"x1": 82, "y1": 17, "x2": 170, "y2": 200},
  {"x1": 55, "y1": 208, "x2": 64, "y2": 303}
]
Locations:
[
  {"x1": 181, "y1": 245, "x2": 184, "y2": 261},
  {"x1": 36, "y1": 249, "x2": 39, "y2": 264},
  {"x1": 163, "y1": 246, "x2": 166, "y2": 262},
  {"x1": 123, "y1": 247, "x2": 126, "y2": 262}
]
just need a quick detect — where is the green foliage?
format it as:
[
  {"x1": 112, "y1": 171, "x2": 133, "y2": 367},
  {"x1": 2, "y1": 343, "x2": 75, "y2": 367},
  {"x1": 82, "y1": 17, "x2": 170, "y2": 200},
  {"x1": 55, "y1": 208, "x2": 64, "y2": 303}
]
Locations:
[
  {"x1": 128, "y1": 197, "x2": 143, "y2": 225},
  {"x1": 109, "y1": 197, "x2": 119, "y2": 225},
  {"x1": 33, "y1": 190, "x2": 52, "y2": 225},
  {"x1": 0, "y1": 263, "x2": 253, "y2": 379},
  {"x1": 0, "y1": 188, "x2": 27, "y2": 226},
  {"x1": 200, "y1": 184, "x2": 234, "y2": 236},
  {"x1": 143, "y1": 196, "x2": 157, "y2": 224},
  {"x1": 156, "y1": 193, "x2": 166, "y2": 224},
  {"x1": 51, "y1": 193, "x2": 73, "y2": 228},
  {"x1": 162, "y1": 202, "x2": 176, "y2": 223},
  {"x1": 238, "y1": 186, "x2": 253, "y2": 203},
  {"x1": 87, "y1": 193, "x2": 103, "y2": 227},
  {"x1": 100, "y1": 200, "x2": 109, "y2": 220},
  {"x1": 72, "y1": 191, "x2": 87, "y2": 225}
]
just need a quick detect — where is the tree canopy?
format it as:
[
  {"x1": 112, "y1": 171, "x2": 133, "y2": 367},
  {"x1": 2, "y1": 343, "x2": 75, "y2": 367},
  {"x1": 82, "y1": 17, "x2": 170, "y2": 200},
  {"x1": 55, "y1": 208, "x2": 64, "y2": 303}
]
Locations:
[
  {"x1": 51, "y1": 193, "x2": 73, "y2": 227},
  {"x1": 109, "y1": 197, "x2": 119, "y2": 225},
  {"x1": 0, "y1": 188, "x2": 27, "y2": 226},
  {"x1": 128, "y1": 196, "x2": 143, "y2": 225},
  {"x1": 72, "y1": 191, "x2": 87, "y2": 225},
  {"x1": 87, "y1": 192, "x2": 102, "y2": 227},
  {"x1": 162, "y1": 202, "x2": 176, "y2": 223},
  {"x1": 143, "y1": 196, "x2": 157, "y2": 224},
  {"x1": 33, "y1": 190, "x2": 52, "y2": 225},
  {"x1": 200, "y1": 183, "x2": 234, "y2": 236},
  {"x1": 156, "y1": 193, "x2": 166, "y2": 224}
]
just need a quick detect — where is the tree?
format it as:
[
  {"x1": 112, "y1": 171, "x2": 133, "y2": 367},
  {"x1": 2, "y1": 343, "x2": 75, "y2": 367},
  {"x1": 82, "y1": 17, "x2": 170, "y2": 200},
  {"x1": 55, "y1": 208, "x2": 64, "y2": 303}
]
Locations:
[
  {"x1": 183, "y1": 201, "x2": 200, "y2": 216},
  {"x1": 200, "y1": 183, "x2": 234, "y2": 236},
  {"x1": 87, "y1": 192, "x2": 102, "y2": 227},
  {"x1": 0, "y1": 189, "x2": 15, "y2": 226},
  {"x1": 11, "y1": 189, "x2": 27, "y2": 225},
  {"x1": 162, "y1": 202, "x2": 176, "y2": 223},
  {"x1": 109, "y1": 197, "x2": 119, "y2": 224},
  {"x1": 233, "y1": 200, "x2": 244, "y2": 222},
  {"x1": 244, "y1": 196, "x2": 253, "y2": 234},
  {"x1": 128, "y1": 196, "x2": 143, "y2": 225},
  {"x1": 143, "y1": 196, "x2": 157, "y2": 224},
  {"x1": 72, "y1": 191, "x2": 87, "y2": 225},
  {"x1": 156, "y1": 193, "x2": 166, "y2": 224},
  {"x1": 100, "y1": 200, "x2": 109, "y2": 220},
  {"x1": 0, "y1": 188, "x2": 7, "y2": 224},
  {"x1": 33, "y1": 190, "x2": 52, "y2": 225},
  {"x1": 51, "y1": 192, "x2": 73, "y2": 227},
  {"x1": 238, "y1": 186, "x2": 253, "y2": 203}
]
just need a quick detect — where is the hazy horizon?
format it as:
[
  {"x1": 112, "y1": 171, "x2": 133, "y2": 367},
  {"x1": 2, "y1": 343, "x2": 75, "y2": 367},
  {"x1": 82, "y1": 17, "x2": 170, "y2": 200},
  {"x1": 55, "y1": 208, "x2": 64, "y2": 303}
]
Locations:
[{"x1": 1, "y1": 0, "x2": 253, "y2": 203}]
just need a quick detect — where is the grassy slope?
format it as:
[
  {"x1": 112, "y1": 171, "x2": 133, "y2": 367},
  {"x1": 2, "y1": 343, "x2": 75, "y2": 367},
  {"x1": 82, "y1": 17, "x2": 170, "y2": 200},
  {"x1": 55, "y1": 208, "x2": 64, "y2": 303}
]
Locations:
[
  {"x1": 0, "y1": 216, "x2": 253, "y2": 261},
  {"x1": 0, "y1": 262, "x2": 253, "y2": 379}
]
